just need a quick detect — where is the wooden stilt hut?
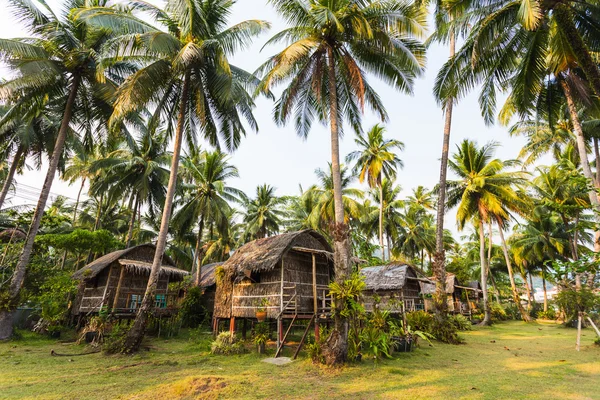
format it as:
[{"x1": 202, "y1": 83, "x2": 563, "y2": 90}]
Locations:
[
  {"x1": 214, "y1": 230, "x2": 334, "y2": 358},
  {"x1": 198, "y1": 262, "x2": 221, "y2": 317},
  {"x1": 71, "y1": 244, "x2": 188, "y2": 318},
  {"x1": 360, "y1": 263, "x2": 428, "y2": 313},
  {"x1": 421, "y1": 273, "x2": 469, "y2": 314}
]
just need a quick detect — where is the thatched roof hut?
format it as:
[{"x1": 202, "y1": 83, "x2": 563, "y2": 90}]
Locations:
[
  {"x1": 420, "y1": 273, "x2": 459, "y2": 295},
  {"x1": 361, "y1": 263, "x2": 428, "y2": 312},
  {"x1": 72, "y1": 244, "x2": 188, "y2": 316},
  {"x1": 198, "y1": 262, "x2": 223, "y2": 315},
  {"x1": 214, "y1": 230, "x2": 334, "y2": 320},
  {"x1": 0, "y1": 228, "x2": 26, "y2": 243}
]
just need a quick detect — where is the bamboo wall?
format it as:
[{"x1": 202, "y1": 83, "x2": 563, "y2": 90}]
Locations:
[
  {"x1": 363, "y1": 279, "x2": 424, "y2": 313},
  {"x1": 76, "y1": 262, "x2": 180, "y2": 315}
]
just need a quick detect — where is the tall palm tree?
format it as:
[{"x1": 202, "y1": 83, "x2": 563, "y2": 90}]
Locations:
[
  {"x1": 241, "y1": 184, "x2": 286, "y2": 241},
  {"x1": 347, "y1": 124, "x2": 404, "y2": 261},
  {"x1": 0, "y1": 0, "x2": 126, "y2": 340},
  {"x1": 446, "y1": 140, "x2": 528, "y2": 324},
  {"x1": 258, "y1": 0, "x2": 425, "y2": 364},
  {"x1": 173, "y1": 149, "x2": 241, "y2": 284},
  {"x1": 78, "y1": 0, "x2": 269, "y2": 351}
]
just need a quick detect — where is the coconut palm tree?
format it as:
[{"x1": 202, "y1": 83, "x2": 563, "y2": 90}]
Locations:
[
  {"x1": 257, "y1": 0, "x2": 425, "y2": 364},
  {"x1": 446, "y1": 140, "x2": 529, "y2": 324},
  {"x1": 0, "y1": 0, "x2": 129, "y2": 340},
  {"x1": 77, "y1": 0, "x2": 269, "y2": 351},
  {"x1": 173, "y1": 149, "x2": 241, "y2": 284},
  {"x1": 241, "y1": 184, "x2": 286, "y2": 241},
  {"x1": 347, "y1": 124, "x2": 404, "y2": 261}
]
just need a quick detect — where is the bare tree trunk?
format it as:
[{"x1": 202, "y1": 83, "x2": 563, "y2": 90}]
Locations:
[
  {"x1": 487, "y1": 222, "x2": 500, "y2": 304},
  {"x1": 432, "y1": 28, "x2": 455, "y2": 318},
  {"x1": 321, "y1": 46, "x2": 350, "y2": 365},
  {"x1": 379, "y1": 183, "x2": 385, "y2": 262},
  {"x1": 0, "y1": 146, "x2": 24, "y2": 210},
  {"x1": 524, "y1": 270, "x2": 532, "y2": 311},
  {"x1": 0, "y1": 74, "x2": 81, "y2": 340},
  {"x1": 497, "y1": 222, "x2": 531, "y2": 321},
  {"x1": 478, "y1": 219, "x2": 491, "y2": 325},
  {"x1": 542, "y1": 268, "x2": 548, "y2": 313},
  {"x1": 125, "y1": 195, "x2": 140, "y2": 247},
  {"x1": 122, "y1": 72, "x2": 190, "y2": 353},
  {"x1": 193, "y1": 216, "x2": 205, "y2": 286},
  {"x1": 60, "y1": 176, "x2": 87, "y2": 270}
]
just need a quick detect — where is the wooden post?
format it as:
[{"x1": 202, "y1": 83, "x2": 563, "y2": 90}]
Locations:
[
  {"x1": 276, "y1": 318, "x2": 282, "y2": 349},
  {"x1": 112, "y1": 266, "x2": 126, "y2": 311},
  {"x1": 280, "y1": 259, "x2": 284, "y2": 314},
  {"x1": 229, "y1": 317, "x2": 236, "y2": 336},
  {"x1": 99, "y1": 265, "x2": 114, "y2": 310},
  {"x1": 312, "y1": 254, "x2": 319, "y2": 341}
]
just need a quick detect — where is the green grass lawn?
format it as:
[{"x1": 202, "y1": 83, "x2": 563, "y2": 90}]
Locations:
[{"x1": 1, "y1": 321, "x2": 599, "y2": 400}]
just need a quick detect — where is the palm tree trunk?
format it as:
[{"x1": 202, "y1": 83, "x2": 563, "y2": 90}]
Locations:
[
  {"x1": 497, "y1": 222, "x2": 531, "y2": 321},
  {"x1": 386, "y1": 233, "x2": 392, "y2": 262},
  {"x1": 487, "y1": 222, "x2": 500, "y2": 304},
  {"x1": 322, "y1": 46, "x2": 350, "y2": 366},
  {"x1": 433, "y1": 28, "x2": 455, "y2": 317},
  {"x1": 524, "y1": 270, "x2": 532, "y2": 311},
  {"x1": 60, "y1": 176, "x2": 84, "y2": 269},
  {"x1": 125, "y1": 195, "x2": 140, "y2": 247},
  {"x1": 542, "y1": 268, "x2": 548, "y2": 313},
  {"x1": 0, "y1": 146, "x2": 24, "y2": 210},
  {"x1": 122, "y1": 71, "x2": 190, "y2": 353},
  {"x1": 193, "y1": 216, "x2": 205, "y2": 286},
  {"x1": 561, "y1": 77, "x2": 600, "y2": 292},
  {"x1": 0, "y1": 74, "x2": 81, "y2": 340},
  {"x1": 478, "y1": 219, "x2": 492, "y2": 325},
  {"x1": 379, "y1": 183, "x2": 385, "y2": 262},
  {"x1": 554, "y1": 4, "x2": 600, "y2": 98}
]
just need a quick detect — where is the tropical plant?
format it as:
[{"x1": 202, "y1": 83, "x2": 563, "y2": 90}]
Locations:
[
  {"x1": 347, "y1": 124, "x2": 404, "y2": 260},
  {"x1": 241, "y1": 184, "x2": 286, "y2": 240},
  {"x1": 77, "y1": 0, "x2": 269, "y2": 352},
  {"x1": 0, "y1": 0, "x2": 127, "y2": 340},
  {"x1": 258, "y1": 0, "x2": 426, "y2": 365}
]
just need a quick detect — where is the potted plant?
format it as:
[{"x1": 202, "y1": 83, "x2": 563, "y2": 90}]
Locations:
[
  {"x1": 253, "y1": 322, "x2": 270, "y2": 354},
  {"x1": 255, "y1": 298, "x2": 269, "y2": 322}
]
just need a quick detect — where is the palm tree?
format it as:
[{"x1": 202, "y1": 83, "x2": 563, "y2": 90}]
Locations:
[
  {"x1": 241, "y1": 184, "x2": 286, "y2": 241},
  {"x1": 0, "y1": 0, "x2": 126, "y2": 340},
  {"x1": 173, "y1": 149, "x2": 241, "y2": 284},
  {"x1": 307, "y1": 165, "x2": 363, "y2": 233},
  {"x1": 77, "y1": 0, "x2": 269, "y2": 351},
  {"x1": 446, "y1": 140, "x2": 529, "y2": 324},
  {"x1": 347, "y1": 124, "x2": 404, "y2": 261},
  {"x1": 90, "y1": 127, "x2": 170, "y2": 246},
  {"x1": 258, "y1": 0, "x2": 425, "y2": 364}
]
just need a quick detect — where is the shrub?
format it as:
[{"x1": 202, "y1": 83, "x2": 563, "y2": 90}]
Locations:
[
  {"x1": 103, "y1": 322, "x2": 128, "y2": 354},
  {"x1": 503, "y1": 304, "x2": 522, "y2": 320},
  {"x1": 490, "y1": 303, "x2": 508, "y2": 321},
  {"x1": 405, "y1": 310, "x2": 434, "y2": 334},
  {"x1": 360, "y1": 325, "x2": 391, "y2": 361},
  {"x1": 210, "y1": 332, "x2": 246, "y2": 355},
  {"x1": 178, "y1": 286, "x2": 208, "y2": 328},
  {"x1": 449, "y1": 314, "x2": 471, "y2": 331},
  {"x1": 431, "y1": 315, "x2": 462, "y2": 344},
  {"x1": 537, "y1": 308, "x2": 557, "y2": 320},
  {"x1": 306, "y1": 326, "x2": 329, "y2": 364}
]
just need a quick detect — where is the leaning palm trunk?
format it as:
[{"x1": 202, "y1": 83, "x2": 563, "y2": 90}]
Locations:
[
  {"x1": 321, "y1": 47, "x2": 351, "y2": 365},
  {"x1": 0, "y1": 74, "x2": 81, "y2": 340},
  {"x1": 125, "y1": 195, "x2": 139, "y2": 247},
  {"x1": 478, "y1": 219, "x2": 491, "y2": 325},
  {"x1": 487, "y1": 222, "x2": 501, "y2": 303},
  {"x1": 379, "y1": 183, "x2": 385, "y2": 261},
  {"x1": 0, "y1": 146, "x2": 24, "y2": 210},
  {"x1": 193, "y1": 216, "x2": 205, "y2": 286},
  {"x1": 497, "y1": 222, "x2": 531, "y2": 321},
  {"x1": 122, "y1": 72, "x2": 190, "y2": 353},
  {"x1": 433, "y1": 28, "x2": 455, "y2": 318}
]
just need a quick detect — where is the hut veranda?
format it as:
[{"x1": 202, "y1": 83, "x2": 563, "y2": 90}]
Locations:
[
  {"x1": 71, "y1": 244, "x2": 188, "y2": 321},
  {"x1": 213, "y1": 230, "x2": 334, "y2": 352}
]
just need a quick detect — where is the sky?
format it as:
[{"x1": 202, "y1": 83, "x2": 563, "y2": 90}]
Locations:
[{"x1": 0, "y1": 0, "x2": 530, "y2": 238}]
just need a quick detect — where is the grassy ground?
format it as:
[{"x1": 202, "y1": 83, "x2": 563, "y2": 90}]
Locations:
[{"x1": 1, "y1": 320, "x2": 599, "y2": 400}]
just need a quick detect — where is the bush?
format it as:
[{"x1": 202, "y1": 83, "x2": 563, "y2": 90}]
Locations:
[
  {"x1": 449, "y1": 314, "x2": 471, "y2": 331},
  {"x1": 503, "y1": 304, "x2": 522, "y2": 320},
  {"x1": 306, "y1": 326, "x2": 329, "y2": 364},
  {"x1": 103, "y1": 322, "x2": 128, "y2": 354},
  {"x1": 405, "y1": 311, "x2": 434, "y2": 334},
  {"x1": 178, "y1": 286, "x2": 208, "y2": 328},
  {"x1": 431, "y1": 315, "x2": 462, "y2": 344},
  {"x1": 537, "y1": 308, "x2": 557, "y2": 320},
  {"x1": 490, "y1": 303, "x2": 508, "y2": 321},
  {"x1": 210, "y1": 332, "x2": 246, "y2": 355}
]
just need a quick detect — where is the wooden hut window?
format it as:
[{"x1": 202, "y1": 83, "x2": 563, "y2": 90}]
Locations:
[
  {"x1": 129, "y1": 294, "x2": 142, "y2": 311},
  {"x1": 154, "y1": 294, "x2": 167, "y2": 308}
]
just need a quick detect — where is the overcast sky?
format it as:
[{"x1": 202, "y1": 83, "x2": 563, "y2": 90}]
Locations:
[{"x1": 0, "y1": 0, "x2": 530, "y2": 237}]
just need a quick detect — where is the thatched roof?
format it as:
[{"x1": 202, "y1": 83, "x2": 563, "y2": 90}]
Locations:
[
  {"x1": 420, "y1": 273, "x2": 460, "y2": 295},
  {"x1": 222, "y1": 230, "x2": 332, "y2": 275},
  {"x1": 72, "y1": 243, "x2": 183, "y2": 280},
  {"x1": 0, "y1": 228, "x2": 26, "y2": 242},
  {"x1": 360, "y1": 263, "x2": 421, "y2": 291},
  {"x1": 199, "y1": 262, "x2": 222, "y2": 288}
]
